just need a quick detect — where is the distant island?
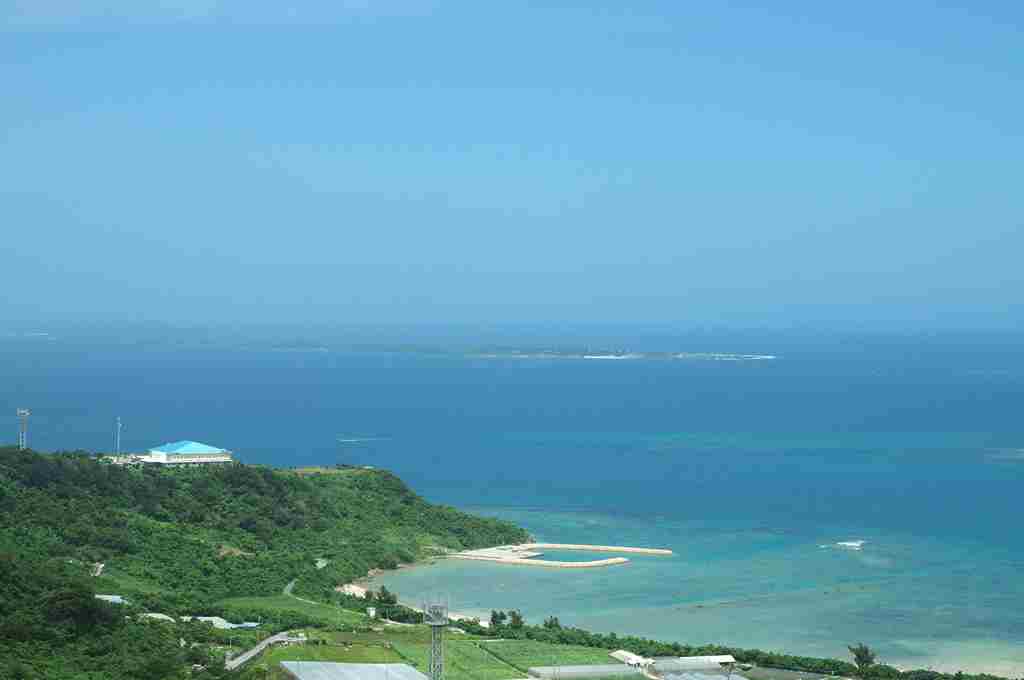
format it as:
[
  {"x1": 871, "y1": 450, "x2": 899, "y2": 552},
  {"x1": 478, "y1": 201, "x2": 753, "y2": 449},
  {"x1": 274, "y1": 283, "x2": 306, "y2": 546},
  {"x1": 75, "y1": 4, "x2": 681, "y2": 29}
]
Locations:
[
  {"x1": 466, "y1": 350, "x2": 777, "y2": 361},
  {"x1": 0, "y1": 330, "x2": 779, "y2": 363}
]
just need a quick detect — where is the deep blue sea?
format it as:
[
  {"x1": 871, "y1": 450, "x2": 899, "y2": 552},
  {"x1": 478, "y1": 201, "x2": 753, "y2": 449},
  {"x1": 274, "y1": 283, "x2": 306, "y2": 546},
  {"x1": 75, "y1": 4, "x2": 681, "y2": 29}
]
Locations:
[{"x1": 4, "y1": 330, "x2": 1023, "y2": 674}]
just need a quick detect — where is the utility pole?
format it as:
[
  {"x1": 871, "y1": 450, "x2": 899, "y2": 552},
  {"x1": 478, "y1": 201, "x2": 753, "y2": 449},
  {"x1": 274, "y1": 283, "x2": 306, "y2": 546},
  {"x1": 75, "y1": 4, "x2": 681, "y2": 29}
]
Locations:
[
  {"x1": 424, "y1": 599, "x2": 448, "y2": 680},
  {"x1": 16, "y1": 409, "x2": 30, "y2": 450}
]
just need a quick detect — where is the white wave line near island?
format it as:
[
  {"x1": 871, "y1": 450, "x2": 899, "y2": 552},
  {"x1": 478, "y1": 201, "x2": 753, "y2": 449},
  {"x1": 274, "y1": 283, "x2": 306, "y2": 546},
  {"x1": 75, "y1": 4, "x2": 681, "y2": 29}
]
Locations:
[
  {"x1": 819, "y1": 539, "x2": 866, "y2": 551},
  {"x1": 453, "y1": 542, "x2": 673, "y2": 568},
  {"x1": 466, "y1": 350, "x2": 777, "y2": 361}
]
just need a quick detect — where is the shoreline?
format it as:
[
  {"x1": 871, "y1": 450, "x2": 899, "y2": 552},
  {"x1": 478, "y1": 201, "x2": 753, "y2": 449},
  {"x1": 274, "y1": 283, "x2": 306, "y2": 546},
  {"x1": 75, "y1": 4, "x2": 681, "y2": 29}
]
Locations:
[
  {"x1": 453, "y1": 542, "x2": 673, "y2": 568},
  {"x1": 341, "y1": 540, "x2": 675, "y2": 623},
  {"x1": 525, "y1": 543, "x2": 673, "y2": 555},
  {"x1": 456, "y1": 553, "x2": 631, "y2": 568},
  {"x1": 351, "y1": 553, "x2": 1024, "y2": 678},
  {"x1": 338, "y1": 575, "x2": 490, "y2": 627}
]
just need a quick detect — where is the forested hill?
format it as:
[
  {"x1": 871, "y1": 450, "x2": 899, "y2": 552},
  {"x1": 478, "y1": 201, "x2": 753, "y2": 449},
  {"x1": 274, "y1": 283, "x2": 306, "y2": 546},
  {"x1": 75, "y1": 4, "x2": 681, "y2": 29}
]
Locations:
[
  {"x1": 0, "y1": 446, "x2": 528, "y2": 678},
  {"x1": 0, "y1": 446, "x2": 528, "y2": 606},
  {"x1": 2, "y1": 446, "x2": 528, "y2": 602}
]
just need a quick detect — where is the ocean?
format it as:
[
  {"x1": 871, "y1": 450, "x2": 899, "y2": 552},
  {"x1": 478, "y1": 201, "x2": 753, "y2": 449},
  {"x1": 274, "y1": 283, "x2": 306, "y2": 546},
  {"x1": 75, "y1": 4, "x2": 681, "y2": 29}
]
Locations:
[{"x1": 3, "y1": 329, "x2": 1023, "y2": 675}]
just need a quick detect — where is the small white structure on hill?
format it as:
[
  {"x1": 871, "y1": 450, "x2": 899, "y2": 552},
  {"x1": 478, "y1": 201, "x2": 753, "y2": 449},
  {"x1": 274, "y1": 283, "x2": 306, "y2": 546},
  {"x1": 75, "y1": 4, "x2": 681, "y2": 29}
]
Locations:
[
  {"x1": 677, "y1": 655, "x2": 735, "y2": 669},
  {"x1": 611, "y1": 650, "x2": 654, "y2": 667},
  {"x1": 654, "y1": 655, "x2": 737, "y2": 673},
  {"x1": 105, "y1": 440, "x2": 233, "y2": 466},
  {"x1": 180, "y1": 615, "x2": 259, "y2": 630},
  {"x1": 141, "y1": 613, "x2": 176, "y2": 622}
]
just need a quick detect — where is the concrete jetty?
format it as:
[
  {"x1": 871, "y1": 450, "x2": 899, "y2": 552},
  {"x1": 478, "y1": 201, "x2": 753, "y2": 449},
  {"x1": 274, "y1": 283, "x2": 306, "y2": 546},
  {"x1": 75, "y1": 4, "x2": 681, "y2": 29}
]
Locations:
[
  {"x1": 456, "y1": 553, "x2": 631, "y2": 568},
  {"x1": 453, "y1": 543, "x2": 672, "y2": 568},
  {"x1": 525, "y1": 543, "x2": 674, "y2": 556}
]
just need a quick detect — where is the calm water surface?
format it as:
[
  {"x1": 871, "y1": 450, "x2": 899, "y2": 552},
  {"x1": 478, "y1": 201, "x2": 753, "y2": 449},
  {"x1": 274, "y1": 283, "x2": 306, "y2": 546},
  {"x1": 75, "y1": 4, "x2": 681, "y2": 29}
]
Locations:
[{"x1": 3, "y1": 332, "x2": 1023, "y2": 674}]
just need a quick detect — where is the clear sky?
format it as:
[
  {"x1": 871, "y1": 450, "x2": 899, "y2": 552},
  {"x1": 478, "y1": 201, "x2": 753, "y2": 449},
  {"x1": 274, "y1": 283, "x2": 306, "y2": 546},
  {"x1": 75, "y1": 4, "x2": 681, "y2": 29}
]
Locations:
[{"x1": 2, "y1": 2, "x2": 1022, "y2": 328}]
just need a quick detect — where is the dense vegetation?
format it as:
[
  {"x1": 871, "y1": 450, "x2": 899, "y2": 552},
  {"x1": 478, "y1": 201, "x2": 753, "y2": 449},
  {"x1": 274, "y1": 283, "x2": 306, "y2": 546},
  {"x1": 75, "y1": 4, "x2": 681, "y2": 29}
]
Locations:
[
  {"x1": 451, "y1": 613, "x2": 1013, "y2": 680},
  {"x1": 0, "y1": 550, "x2": 229, "y2": 679},
  {"x1": 0, "y1": 446, "x2": 528, "y2": 678},
  {"x1": 2, "y1": 446, "x2": 1016, "y2": 680}
]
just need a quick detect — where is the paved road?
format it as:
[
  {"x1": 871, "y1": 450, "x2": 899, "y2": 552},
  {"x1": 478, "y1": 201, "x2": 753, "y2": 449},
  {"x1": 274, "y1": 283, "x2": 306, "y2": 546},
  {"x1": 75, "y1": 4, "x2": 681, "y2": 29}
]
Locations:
[
  {"x1": 283, "y1": 579, "x2": 322, "y2": 606},
  {"x1": 225, "y1": 631, "x2": 297, "y2": 671},
  {"x1": 221, "y1": 579, "x2": 315, "y2": 671}
]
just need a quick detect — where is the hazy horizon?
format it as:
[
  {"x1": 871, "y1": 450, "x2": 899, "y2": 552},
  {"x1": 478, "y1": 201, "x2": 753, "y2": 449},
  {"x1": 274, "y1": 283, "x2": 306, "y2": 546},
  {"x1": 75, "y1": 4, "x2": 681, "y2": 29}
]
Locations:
[{"x1": 3, "y1": 2, "x2": 1022, "y2": 328}]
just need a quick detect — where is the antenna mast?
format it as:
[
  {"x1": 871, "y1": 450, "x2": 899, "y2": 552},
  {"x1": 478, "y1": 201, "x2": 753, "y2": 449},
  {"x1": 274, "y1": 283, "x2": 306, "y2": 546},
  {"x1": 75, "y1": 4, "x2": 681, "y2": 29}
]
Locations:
[
  {"x1": 16, "y1": 409, "x2": 30, "y2": 450},
  {"x1": 115, "y1": 416, "x2": 122, "y2": 455},
  {"x1": 423, "y1": 596, "x2": 449, "y2": 680}
]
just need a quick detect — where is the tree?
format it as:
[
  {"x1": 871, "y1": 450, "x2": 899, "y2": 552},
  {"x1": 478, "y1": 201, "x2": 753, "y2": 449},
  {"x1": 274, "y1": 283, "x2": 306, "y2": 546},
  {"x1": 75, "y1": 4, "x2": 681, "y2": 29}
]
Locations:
[
  {"x1": 509, "y1": 609, "x2": 524, "y2": 629},
  {"x1": 490, "y1": 610, "x2": 508, "y2": 628},
  {"x1": 376, "y1": 586, "x2": 398, "y2": 605},
  {"x1": 543, "y1": 616, "x2": 561, "y2": 629},
  {"x1": 4, "y1": 661, "x2": 36, "y2": 680},
  {"x1": 848, "y1": 643, "x2": 877, "y2": 676},
  {"x1": 44, "y1": 581, "x2": 119, "y2": 631}
]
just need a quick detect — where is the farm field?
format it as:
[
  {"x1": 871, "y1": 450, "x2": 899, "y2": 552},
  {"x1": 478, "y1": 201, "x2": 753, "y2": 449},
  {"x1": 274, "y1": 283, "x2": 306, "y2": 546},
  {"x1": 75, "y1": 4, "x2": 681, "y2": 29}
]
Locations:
[
  {"x1": 254, "y1": 641, "x2": 404, "y2": 680},
  {"x1": 391, "y1": 640, "x2": 523, "y2": 680},
  {"x1": 478, "y1": 640, "x2": 622, "y2": 671},
  {"x1": 217, "y1": 594, "x2": 370, "y2": 627},
  {"x1": 247, "y1": 633, "x2": 525, "y2": 680},
  {"x1": 227, "y1": 608, "x2": 636, "y2": 680}
]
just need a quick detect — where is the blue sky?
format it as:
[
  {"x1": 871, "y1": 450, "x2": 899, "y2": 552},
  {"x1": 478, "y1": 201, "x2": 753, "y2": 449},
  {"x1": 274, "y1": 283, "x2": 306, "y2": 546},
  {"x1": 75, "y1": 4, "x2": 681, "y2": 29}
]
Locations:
[{"x1": 2, "y1": 2, "x2": 1022, "y2": 328}]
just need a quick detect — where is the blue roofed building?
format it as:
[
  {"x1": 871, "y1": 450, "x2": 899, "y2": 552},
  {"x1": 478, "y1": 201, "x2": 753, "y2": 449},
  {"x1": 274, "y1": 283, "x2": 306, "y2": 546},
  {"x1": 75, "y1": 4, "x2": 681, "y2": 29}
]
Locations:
[
  {"x1": 105, "y1": 440, "x2": 234, "y2": 466},
  {"x1": 147, "y1": 440, "x2": 234, "y2": 465}
]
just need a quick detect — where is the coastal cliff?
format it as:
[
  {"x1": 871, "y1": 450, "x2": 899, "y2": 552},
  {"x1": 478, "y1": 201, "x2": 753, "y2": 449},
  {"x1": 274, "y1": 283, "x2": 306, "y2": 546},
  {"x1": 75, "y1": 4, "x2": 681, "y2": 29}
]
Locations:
[{"x1": 0, "y1": 446, "x2": 528, "y2": 678}]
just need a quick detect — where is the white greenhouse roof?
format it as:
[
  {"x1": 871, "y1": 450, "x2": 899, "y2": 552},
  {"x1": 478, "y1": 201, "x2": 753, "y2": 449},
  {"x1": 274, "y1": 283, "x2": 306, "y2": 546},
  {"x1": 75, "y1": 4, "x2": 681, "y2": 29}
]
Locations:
[
  {"x1": 654, "y1": 656, "x2": 737, "y2": 672},
  {"x1": 280, "y1": 663, "x2": 429, "y2": 680},
  {"x1": 530, "y1": 665, "x2": 642, "y2": 680}
]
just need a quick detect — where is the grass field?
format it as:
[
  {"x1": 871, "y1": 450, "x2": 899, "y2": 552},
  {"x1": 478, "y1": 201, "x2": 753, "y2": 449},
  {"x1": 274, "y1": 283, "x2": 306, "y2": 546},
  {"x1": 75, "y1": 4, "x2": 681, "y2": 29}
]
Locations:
[
  {"x1": 246, "y1": 634, "x2": 524, "y2": 680},
  {"x1": 478, "y1": 640, "x2": 620, "y2": 671},
  {"x1": 390, "y1": 640, "x2": 523, "y2": 680},
  {"x1": 248, "y1": 635, "x2": 627, "y2": 680},
  {"x1": 217, "y1": 594, "x2": 369, "y2": 627},
  {"x1": 248, "y1": 640, "x2": 403, "y2": 680},
  {"x1": 243, "y1": 629, "x2": 830, "y2": 680},
  {"x1": 315, "y1": 629, "x2": 439, "y2": 644},
  {"x1": 268, "y1": 644, "x2": 403, "y2": 664},
  {"x1": 223, "y1": 606, "x2": 625, "y2": 680},
  {"x1": 95, "y1": 566, "x2": 167, "y2": 594}
]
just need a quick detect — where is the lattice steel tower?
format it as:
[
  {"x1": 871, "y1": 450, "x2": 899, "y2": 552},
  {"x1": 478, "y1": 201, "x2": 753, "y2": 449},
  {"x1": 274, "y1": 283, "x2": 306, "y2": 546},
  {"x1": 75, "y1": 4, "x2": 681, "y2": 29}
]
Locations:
[
  {"x1": 423, "y1": 598, "x2": 449, "y2": 680},
  {"x1": 16, "y1": 409, "x2": 30, "y2": 450}
]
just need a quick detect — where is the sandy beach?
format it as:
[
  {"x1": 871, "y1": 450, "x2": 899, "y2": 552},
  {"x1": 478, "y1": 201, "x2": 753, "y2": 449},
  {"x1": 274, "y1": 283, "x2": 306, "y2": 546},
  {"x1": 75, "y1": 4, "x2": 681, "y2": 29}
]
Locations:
[{"x1": 453, "y1": 543, "x2": 673, "y2": 568}]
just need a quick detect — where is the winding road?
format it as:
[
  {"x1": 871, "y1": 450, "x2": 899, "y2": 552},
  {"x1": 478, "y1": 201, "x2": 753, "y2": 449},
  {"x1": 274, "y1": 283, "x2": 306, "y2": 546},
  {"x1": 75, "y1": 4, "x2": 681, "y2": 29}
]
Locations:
[{"x1": 225, "y1": 631, "x2": 297, "y2": 671}]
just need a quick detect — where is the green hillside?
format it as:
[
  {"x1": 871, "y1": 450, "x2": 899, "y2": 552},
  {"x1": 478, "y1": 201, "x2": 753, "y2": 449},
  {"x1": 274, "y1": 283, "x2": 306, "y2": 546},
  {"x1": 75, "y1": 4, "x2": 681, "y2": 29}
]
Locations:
[
  {"x1": 0, "y1": 446, "x2": 529, "y2": 679},
  {"x1": 3, "y1": 447, "x2": 1009, "y2": 680}
]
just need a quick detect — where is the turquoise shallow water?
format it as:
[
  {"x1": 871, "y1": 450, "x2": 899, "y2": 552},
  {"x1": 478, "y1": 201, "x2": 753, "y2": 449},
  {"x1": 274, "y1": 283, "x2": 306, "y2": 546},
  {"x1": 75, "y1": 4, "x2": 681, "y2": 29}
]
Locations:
[
  {"x1": 369, "y1": 508, "x2": 1024, "y2": 677},
  {"x1": 4, "y1": 333, "x2": 1023, "y2": 674}
]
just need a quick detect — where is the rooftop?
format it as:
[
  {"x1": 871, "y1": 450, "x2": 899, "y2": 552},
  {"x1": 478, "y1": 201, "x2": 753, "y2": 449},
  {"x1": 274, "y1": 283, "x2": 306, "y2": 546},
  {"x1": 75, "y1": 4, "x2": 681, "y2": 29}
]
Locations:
[
  {"x1": 654, "y1": 657, "x2": 738, "y2": 673},
  {"x1": 280, "y1": 663, "x2": 430, "y2": 680},
  {"x1": 662, "y1": 673, "x2": 747, "y2": 680},
  {"x1": 529, "y1": 665, "x2": 642, "y2": 679},
  {"x1": 149, "y1": 440, "x2": 229, "y2": 455}
]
